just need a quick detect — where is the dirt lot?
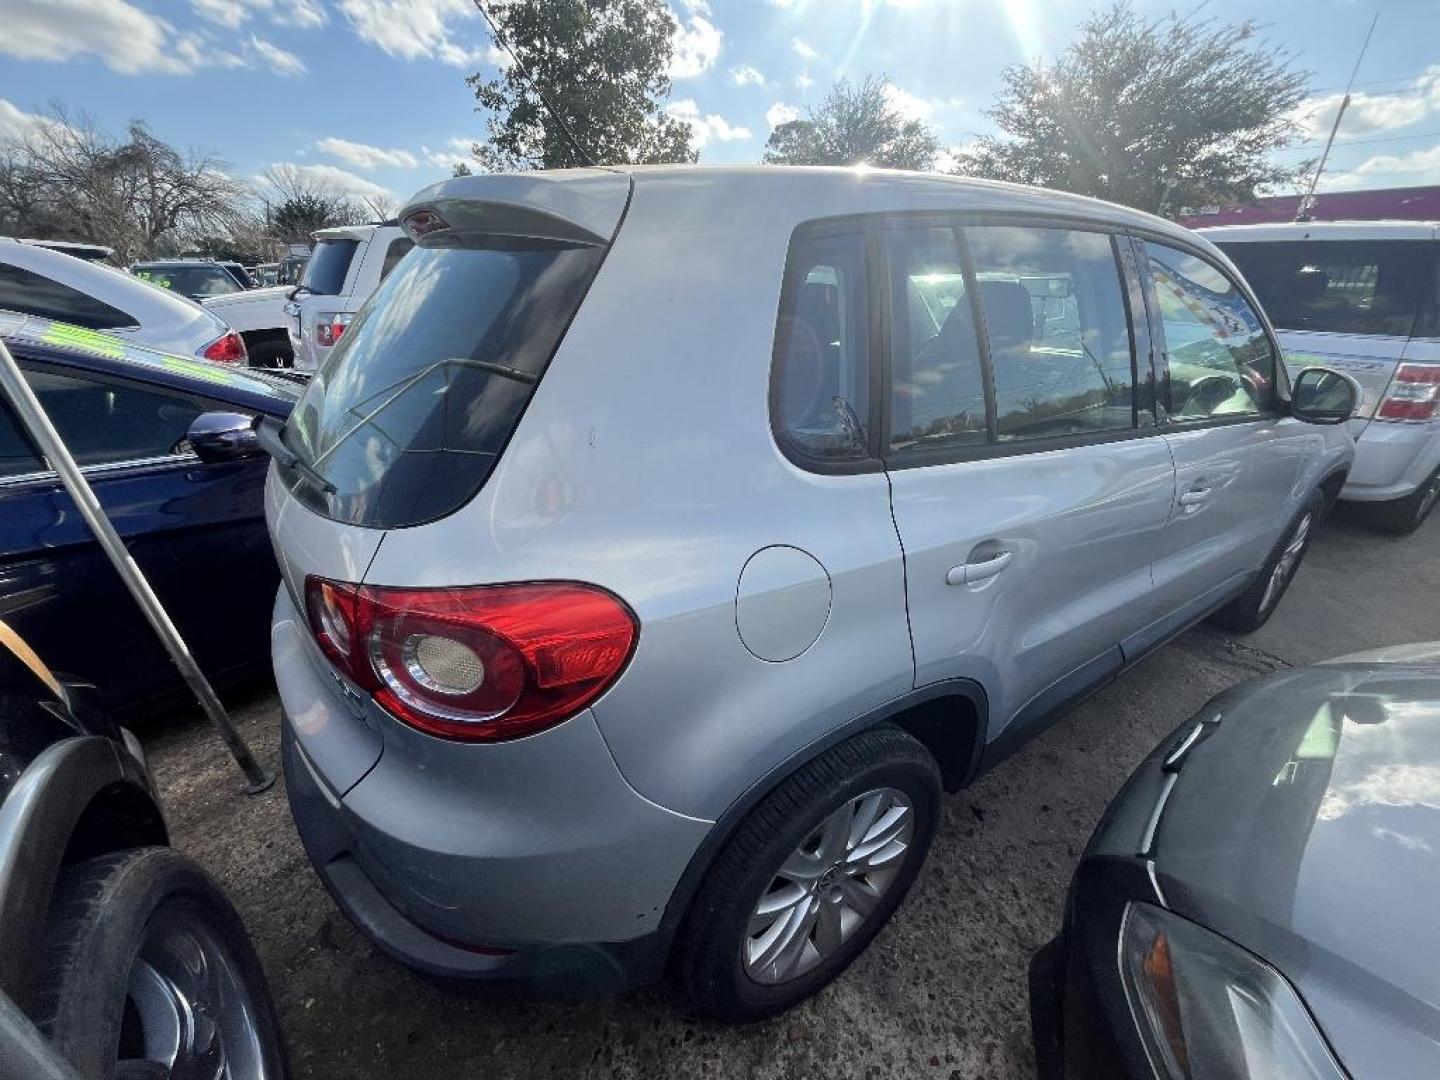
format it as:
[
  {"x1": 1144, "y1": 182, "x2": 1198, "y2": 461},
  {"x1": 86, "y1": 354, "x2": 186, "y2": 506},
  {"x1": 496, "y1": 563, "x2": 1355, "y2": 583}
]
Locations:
[{"x1": 141, "y1": 507, "x2": 1439, "y2": 1080}]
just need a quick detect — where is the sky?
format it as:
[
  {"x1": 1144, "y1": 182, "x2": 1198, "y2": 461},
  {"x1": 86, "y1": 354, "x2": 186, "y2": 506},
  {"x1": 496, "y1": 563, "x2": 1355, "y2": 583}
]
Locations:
[{"x1": 1, "y1": 0, "x2": 1439, "y2": 213}]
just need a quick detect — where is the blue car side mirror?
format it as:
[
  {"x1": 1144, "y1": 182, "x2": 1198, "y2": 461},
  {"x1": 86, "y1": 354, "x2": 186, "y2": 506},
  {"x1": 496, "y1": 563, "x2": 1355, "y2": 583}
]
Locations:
[{"x1": 188, "y1": 411, "x2": 262, "y2": 464}]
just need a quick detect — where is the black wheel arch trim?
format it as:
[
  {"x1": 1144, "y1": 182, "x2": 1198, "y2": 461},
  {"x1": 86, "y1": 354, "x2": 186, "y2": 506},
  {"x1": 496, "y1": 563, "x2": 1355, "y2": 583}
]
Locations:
[
  {"x1": 0, "y1": 735, "x2": 163, "y2": 1008},
  {"x1": 654, "y1": 678, "x2": 987, "y2": 968}
]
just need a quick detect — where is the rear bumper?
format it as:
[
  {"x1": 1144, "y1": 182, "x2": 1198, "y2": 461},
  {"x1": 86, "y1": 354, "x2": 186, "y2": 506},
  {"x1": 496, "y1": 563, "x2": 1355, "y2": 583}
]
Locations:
[
  {"x1": 273, "y1": 590, "x2": 713, "y2": 992},
  {"x1": 1342, "y1": 419, "x2": 1440, "y2": 502}
]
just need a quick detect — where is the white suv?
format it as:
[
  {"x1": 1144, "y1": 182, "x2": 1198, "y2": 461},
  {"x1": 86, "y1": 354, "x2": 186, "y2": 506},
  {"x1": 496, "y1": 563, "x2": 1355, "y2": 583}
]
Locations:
[
  {"x1": 1203, "y1": 221, "x2": 1440, "y2": 533},
  {"x1": 283, "y1": 224, "x2": 413, "y2": 371}
]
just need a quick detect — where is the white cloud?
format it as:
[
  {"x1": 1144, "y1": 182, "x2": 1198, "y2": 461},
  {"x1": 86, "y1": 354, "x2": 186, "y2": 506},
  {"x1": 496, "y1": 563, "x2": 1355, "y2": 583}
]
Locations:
[
  {"x1": 338, "y1": 0, "x2": 493, "y2": 68},
  {"x1": 766, "y1": 103, "x2": 800, "y2": 130},
  {"x1": 318, "y1": 137, "x2": 419, "y2": 170},
  {"x1": 792, "y1": 37, "x2": 820, "y2": 61},
  {"x1": 421, "y1": 137, "x2": 474, "y2": 170},
  {"x1": 191, "y1": 0, "x2": 327, "y2": 29},
  {"x1": 795, "y1": 73, "x2": 815, "y2": 92},
  {"x1": 264, "y1": 161, "x2": 395, "y2": 202},
  {"x1": 669, "y1": 9, "x2": 722, "y2": 79},
  {"x1": 732, "y1": 65, "x2": 765, "y2": 87},
  {"x1": 1294, "y1": 66, "x2": 1440, "y2": 140},
  {"x1": 247, "y1": 35, "x2": 307, "y2": 76},
  {"x1": 0, "y1": 0, "x2": 209, "y2": 75},
  {"x1": 1324, "y1": 142, "x2": 1440, "y2": 191},
  {"x1": 883, "y1": 83, "x2": 935, "y2": 122},
  {"x1": 667, "y1": 99, "x2": 752, "y2": 149},
  {"x1": 0, "y1": 99, "x2": 53, "y2": 144}
]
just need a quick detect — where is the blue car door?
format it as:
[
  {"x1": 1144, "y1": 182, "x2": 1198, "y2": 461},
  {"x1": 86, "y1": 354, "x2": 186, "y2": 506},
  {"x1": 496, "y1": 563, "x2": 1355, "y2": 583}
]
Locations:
[{"x1": 0, "y1": 359, "x2": 279, "y2": 713}]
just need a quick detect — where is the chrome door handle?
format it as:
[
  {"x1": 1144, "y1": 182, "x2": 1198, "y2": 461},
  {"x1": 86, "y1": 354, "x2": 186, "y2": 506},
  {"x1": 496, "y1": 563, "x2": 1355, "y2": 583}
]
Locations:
[
  {"x1": 946, "y1": 550, "x2": 1014, "y2": 586},
  {"x1": 1178, "y1": 488, "x2": 1210, "y2": 507}
]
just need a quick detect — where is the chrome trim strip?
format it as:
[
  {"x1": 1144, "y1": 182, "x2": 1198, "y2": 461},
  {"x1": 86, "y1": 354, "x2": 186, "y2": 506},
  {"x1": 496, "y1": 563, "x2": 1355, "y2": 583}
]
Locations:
[
  {"x1": 1163, "y1": 721, "x2": 1207, "y2": 771},
  {"x1": 1138, "y1": 772, "x2": 1177, "y2": 858},
  {"x1": 0, "y1": 453, "x2": 199, "y2": 489},
  {"x1": 1146, "y1": 859, "x2": 1168, "y2": 909}
]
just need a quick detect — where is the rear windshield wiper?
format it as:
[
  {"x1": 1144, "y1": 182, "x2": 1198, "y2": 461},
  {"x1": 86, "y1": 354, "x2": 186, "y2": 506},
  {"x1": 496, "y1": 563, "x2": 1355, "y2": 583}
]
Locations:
[{"x1": 253, "y1": 415, "x2": 336, "y2": 494}]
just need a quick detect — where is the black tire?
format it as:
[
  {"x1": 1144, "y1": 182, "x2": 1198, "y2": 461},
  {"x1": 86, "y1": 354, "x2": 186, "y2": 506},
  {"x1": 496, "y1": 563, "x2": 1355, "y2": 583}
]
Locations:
[
  {"x1": 672, "y1": 725, "x2": 941, "y2": 1023},
  {"x1": 1366, "y1": 469, "x2": 1440, "y2": 536},
  {"x1": 246, "y1": 339, "x2": 293, "y2": 369},
  {"x1": 1209, "y1": 490, "x2": 1325, "y2": 634},
  {"x1": 34, "y1": 847, "x2": 288, "y2": 1080}
]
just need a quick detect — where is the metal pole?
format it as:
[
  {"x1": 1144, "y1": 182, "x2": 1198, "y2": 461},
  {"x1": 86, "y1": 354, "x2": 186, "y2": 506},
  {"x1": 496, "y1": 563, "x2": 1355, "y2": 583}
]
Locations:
[
  {"x1": 1297, "y1": 12, "x2": 1379, "y2": 222},
  {"x1": 0, "y1": 338, "x2": 273, "y2": 792},
  {"x1": 0, "y1": 991, "x2": 85, "y2": 1080}
]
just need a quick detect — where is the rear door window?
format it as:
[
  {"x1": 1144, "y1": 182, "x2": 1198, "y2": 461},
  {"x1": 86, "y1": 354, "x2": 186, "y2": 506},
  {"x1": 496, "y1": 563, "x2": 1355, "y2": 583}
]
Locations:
[
  {"x1": 0, "y1": 263, "x2": 137, "y2": 330},
  {"x1": 1144, "y1": 241, "x2": 1277, "y2": 421},
  {"x1": 280, "y1": 236, "x2": 605, "y2": 528},
  {"x1": 1218, "y1": 239, "x2": 1434, "y2": 338},
  {"x1": 299, "y1": 239, "x2": 360, "y2": 296},
  {"x1": 772, "y1": 231, "x2": 872, "y2": 462}
]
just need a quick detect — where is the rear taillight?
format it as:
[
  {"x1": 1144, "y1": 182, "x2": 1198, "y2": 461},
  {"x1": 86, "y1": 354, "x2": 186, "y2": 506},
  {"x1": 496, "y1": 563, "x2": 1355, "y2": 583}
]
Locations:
[
  {"x1": 315, "y1": 312, "x2": 352, "y2": 347},
  {"x1": 303, "y1": 578, "x2": 638, "y2": 742},
  {"x1": 202, "y1": 330, "x2": 247, "y2": 364},
  {"x1": 1378, "y1": 363, "x2": 1440, "y2": 422}
]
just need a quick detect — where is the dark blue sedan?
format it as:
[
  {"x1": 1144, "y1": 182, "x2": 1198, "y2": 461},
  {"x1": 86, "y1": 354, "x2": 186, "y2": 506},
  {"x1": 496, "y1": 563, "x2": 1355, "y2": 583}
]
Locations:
[{"x1": 0, "y1": 313, "x2": 299, "y2": 717}]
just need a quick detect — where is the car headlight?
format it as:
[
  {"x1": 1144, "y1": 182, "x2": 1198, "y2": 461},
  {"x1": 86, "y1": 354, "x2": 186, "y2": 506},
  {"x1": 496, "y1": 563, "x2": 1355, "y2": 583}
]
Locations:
[{"x1": 1119, "y1": 903, "x2": 1346, "y2": 1079}]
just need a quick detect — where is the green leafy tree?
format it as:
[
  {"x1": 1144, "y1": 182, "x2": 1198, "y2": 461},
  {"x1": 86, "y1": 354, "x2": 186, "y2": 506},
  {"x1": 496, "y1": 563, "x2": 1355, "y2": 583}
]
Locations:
[
  {"x1": 951, "y1": 3, "x2": 1309, "y2": 214},
  {"x1": 468, "y1": 0, "x2": 694, "y2": 170},
  {"x1": 763, "y1": 76, "x2": 941, "y2": 170}
]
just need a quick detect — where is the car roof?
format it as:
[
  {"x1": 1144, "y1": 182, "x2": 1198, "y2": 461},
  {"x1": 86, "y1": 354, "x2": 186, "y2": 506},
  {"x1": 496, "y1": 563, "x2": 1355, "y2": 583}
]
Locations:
[
  {"x1": 311, "y1": 222, "x2": 399, "y2": 242},
  {"x1": 131, "y1": 260, "x2": 230, "y2": 269},
  {"x1": 1197, "y1": 220, "x2": 1440, "y2": 242},
  {"x1": 401, "y1": 165, "x2": 1210, "y2": 252},
  {"x1": 0, "y1": 312, "x2": 298, "y2": 413}
]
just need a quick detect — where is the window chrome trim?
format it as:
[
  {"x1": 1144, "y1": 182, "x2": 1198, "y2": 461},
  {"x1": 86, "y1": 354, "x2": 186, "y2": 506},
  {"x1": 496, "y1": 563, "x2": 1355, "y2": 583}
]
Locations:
[{"x1": 0, "y1": 452, "x2": 199, "y2": 490}]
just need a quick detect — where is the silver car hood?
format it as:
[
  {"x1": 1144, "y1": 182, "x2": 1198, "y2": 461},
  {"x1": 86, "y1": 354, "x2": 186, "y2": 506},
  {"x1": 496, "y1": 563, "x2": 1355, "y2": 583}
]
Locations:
[{"x1": 1155, "y1": 662, "x2": 1440, "y2": 1076}]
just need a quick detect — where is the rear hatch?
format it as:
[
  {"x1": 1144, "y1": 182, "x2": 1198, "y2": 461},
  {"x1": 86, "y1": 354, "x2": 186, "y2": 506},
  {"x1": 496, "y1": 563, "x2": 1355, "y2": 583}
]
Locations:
[
  {"x1": 1216, "y1": 235, "x2": 1438, "y2": 433},
  {"x1": 266, "y1": 169, "x2": 631, "y2": 787},
  {"x1": 287, "y1": 232, "x2": 366, "y2": 371}
]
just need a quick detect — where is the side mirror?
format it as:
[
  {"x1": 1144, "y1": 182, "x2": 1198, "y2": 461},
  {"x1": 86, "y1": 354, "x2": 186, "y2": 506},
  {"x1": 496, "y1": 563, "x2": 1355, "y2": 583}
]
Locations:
[
  {"x1": 1290, "y1": 367, "x2": 1358, "y2": 425},
  {"x1": 188, "y1": 411, "x2": 261, "y2": 464}
]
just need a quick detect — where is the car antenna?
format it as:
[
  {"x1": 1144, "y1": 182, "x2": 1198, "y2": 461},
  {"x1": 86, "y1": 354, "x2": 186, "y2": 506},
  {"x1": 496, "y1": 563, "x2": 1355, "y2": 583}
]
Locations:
[
  {"x1": 1295, "y1": 11, "x2": 1379, "y2": 223},
  {"x1": 470, "y1": 0, "x2": 600, "y2": 169}
]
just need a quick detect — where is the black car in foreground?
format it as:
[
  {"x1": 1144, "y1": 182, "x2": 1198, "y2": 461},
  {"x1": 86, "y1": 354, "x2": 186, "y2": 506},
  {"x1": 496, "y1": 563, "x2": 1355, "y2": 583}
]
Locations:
[
  {"x1": 1033, "y1": 643, "x2": 1440, "y2": 1079},
  {"x1": 0, "y1": 619, "x2": 286, "y2": 1077},
  {"x1": 0, "y1": 313, "x2": 299, "y2": 717}
]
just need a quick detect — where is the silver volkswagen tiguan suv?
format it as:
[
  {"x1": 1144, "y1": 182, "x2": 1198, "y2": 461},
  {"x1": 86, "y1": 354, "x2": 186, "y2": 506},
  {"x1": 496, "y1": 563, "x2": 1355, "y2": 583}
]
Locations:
[{"x1": 265, "y1": 167, "x2": 1356, "y2": 1021}]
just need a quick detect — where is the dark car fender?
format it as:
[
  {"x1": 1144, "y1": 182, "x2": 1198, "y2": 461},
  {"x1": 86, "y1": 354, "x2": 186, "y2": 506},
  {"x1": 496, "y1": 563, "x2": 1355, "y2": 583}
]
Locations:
[{"x1": 0, "y1": 735, "x2": 165, "y2": 1008}]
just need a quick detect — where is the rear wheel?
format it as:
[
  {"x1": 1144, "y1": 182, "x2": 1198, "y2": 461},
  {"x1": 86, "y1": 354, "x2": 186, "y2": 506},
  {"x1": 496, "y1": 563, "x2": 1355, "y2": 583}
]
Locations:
[
  {"x1": 1209, "y1": 491, "x2": 1323, "y2": 634},
  {"x1": 1367, "y1": 469, "x2": 1440, "y2": 536},
  {"x1": 35, "y1": 847, "x2": 287, "y2": 1080},
  {"x1": 673, "y1": 726, "x2": 940, "y2": 1023}
]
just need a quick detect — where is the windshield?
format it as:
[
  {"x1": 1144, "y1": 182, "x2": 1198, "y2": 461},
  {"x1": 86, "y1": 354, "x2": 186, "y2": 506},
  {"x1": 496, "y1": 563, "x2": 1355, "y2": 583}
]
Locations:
[
  {"x1": 132, "y1": 265, "x2": 241, "y2": 299},
  {"x1": 279, "y1": 236, "x2": 604, "y2": 528},
  {"x1": 299, "y1": 239, "x2": 360, "y2": 296}
]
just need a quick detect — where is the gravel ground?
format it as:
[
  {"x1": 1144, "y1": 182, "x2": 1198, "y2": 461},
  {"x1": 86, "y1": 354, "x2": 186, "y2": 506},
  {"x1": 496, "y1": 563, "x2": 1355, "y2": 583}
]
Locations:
[{"x1": 140, "y1": 506, "x2": 1438, "y2": 1080}]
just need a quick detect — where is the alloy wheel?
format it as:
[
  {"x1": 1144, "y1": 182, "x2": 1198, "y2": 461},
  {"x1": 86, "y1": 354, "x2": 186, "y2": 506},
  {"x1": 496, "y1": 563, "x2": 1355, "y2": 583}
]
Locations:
[
  {"x1": 120, "y1": 904, "x2": 272, "y2": 1080},
  {"x1": 1260, "y1": 511, "x2": 1312, "y2": 614},
  {"x1": 744, "y1": 787, "x2": 915, "y2": 985}
]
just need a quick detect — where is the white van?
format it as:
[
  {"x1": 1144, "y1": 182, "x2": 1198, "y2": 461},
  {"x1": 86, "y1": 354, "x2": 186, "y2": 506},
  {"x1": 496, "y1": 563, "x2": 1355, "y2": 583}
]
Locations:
[{"x1": 1202, "y1": 222, "x2": 1440, "y2": 533}]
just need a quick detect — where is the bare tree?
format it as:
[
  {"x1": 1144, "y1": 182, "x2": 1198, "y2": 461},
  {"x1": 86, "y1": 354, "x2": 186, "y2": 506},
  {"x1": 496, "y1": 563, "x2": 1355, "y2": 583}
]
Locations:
[
  {"x1": 3, "y1": 106, "x2": 247, "y2": 261},
  {"x1": 258, "y1": 164, "x2": 370, "y2": 243}
]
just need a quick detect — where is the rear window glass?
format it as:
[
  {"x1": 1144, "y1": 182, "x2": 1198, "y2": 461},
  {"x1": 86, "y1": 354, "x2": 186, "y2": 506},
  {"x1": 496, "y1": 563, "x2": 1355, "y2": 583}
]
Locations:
[
  {"x1": 0, "y1": 263, "x2": 137, "y2": 330},
  {"x1": 299, "y1": 239, "x2": 360, "y2": 296},
  {"x1": 1218, "y1": 240, "x2": 1435, "y2": 338},
  {"x1": 132, "y1": 265, "x2": 241, "y2": 299},
  {"x1": 280, "y1": 237, "x2": 604, "y2": 528}
]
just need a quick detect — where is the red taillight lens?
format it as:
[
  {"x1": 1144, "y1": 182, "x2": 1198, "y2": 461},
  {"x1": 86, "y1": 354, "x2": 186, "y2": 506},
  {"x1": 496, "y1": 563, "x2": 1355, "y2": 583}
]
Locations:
[
  {"x1": 315, "y1": 312, "x2": 352, "y2": 347},
  {"x1": 202, "y1": 330, "x2": 247, "y2": 364},
  {"x1": 303, "y1": 578, "x2": 638, "y2": 742},
  {"x1": 1378, "y1": 363, "x2": 1440, "y2": 421}
]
